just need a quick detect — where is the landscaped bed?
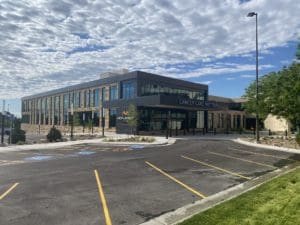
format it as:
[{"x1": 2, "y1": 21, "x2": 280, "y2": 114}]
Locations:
[
  {"x1": 103, "y1": 136, "x2": 155, "y2": 143},
  {"x1": 244, "y1": 136, "x2": 300, "y2": 150},
  {"x1": 179, "y1": 167, "x2": 300, "y2": 225}
]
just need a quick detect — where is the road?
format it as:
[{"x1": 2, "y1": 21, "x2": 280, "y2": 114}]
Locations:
[{"x1": 0, "y1": 140, "x2": 299, "y2": 225}]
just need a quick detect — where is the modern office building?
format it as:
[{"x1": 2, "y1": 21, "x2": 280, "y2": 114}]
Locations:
[{"x1": 21, "y1": 70, "x2": 214, "y2": 134}]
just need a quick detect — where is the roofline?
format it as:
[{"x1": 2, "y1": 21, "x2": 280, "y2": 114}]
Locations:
[{"x1": 22, "y1": 70, "x2": 209, "y2": 100}]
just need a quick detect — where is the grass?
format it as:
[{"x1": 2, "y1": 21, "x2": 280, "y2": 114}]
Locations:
[
  {"x1": 103, "y1": 136, "x2": 155, "y2": 143},
  {"x1": 179, "y1": 167, "x2": 300, "y2": 225}
]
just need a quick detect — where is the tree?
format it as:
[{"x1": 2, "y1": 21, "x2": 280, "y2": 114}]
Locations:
[
  {"x1": 243, "y1": 63, "x2": 300, "y2": 131},
  {"x1": 127, "y1": 104, "x2": 138, "y2": 134},
  {"x1": 87, "y1": 118, "x2": 93, "y2": 134},
  {"x1": 9, "y1": 119, "x2": 26, "y2": 144},
  {"x1": 296, "y1": 42, "x2": 300, "y2": 60},
  {"x1": 47, "y1": 126, "x2": 62, "y2": 142},
  {"x1": 73, "y1": 112, "x2": 81, "y2": 126}
]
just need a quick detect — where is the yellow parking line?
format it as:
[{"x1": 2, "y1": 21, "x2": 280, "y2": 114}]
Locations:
[
  {"x1": 145, "y1": 161, "x2": 206, "y2": 199},
  {"x1": 94, "y1": 170, "x2": 112, "y2": 225},
  {"x1": 209, "y1": 151, "x2": 277, "y2": 169},
  {"x1": 229, "y1": 148, "x2": 295, "y2": 161},
  {"x1": 181, "y1": 155, "x2": 251, "y2": 180},
  {"x1": 0, "y1": 183, "x2": 19, "y2": 200}
]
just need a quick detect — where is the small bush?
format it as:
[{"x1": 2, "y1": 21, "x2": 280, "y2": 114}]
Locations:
[
  {"x1": 10, "y1": 128, "x2": 26, "y2": 144},
  {"x1": 296, "y1": 132, "x2": 300, "y2": 146},
  {"x1": 47, "y1": 127, "x2": 62, "y2": 142}
]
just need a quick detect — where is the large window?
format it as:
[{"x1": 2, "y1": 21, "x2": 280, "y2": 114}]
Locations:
[
  {"x1": 94, "y1": 89, "x2": 99, "y2": 107},
  {"x1": 140, "y1": 83, "x2": 205, "y2": 100},
  {"x1": 122, "y1": 80, "x2": 136, "y2": 99},
  {"x1": 63, "y1": 94, "x2": 69, "y2": 125},
  {"x1": 54, "y1": 96, "x2": 60, "y2": 125},
  {"x1": 110, "y1": 85, "x2": 118, "y2": 100},
  {"x1": 74, "y1": 92, "x2": 81, "y2": 109},
  {"x1": 85, "y1": 90, "x2": 90, "y2": 107},
  {"x1": 109, "y1": 108, "x2": 117, "y2": 127}
]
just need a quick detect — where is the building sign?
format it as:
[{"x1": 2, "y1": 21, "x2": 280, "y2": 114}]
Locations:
[
  {"x1": 178, "y1": 99, "x2": 205, "y2": 107},
  {"x1": 117, "y1": 110, "x2": 132, "y2": 120}
]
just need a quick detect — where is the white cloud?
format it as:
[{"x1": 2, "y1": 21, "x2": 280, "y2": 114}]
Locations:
[
  {"x1": 0, "y1": 0, "x2": 299, "y2": 98},
  {"x1": 197, "y1": 80, "x2": 213, "y2": 85},
  {"x1": 226, "y1": 77, "x2": 236, "y2": 80},
  {"x1": 240, "y1": 74, "x2": 255, "y2": 78}
]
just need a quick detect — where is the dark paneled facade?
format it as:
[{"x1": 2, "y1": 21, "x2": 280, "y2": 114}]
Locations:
[{"x1": 22, "y1": 71, "x2": 209, "y2": 134}]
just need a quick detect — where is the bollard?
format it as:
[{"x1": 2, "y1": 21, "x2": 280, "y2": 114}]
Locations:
[{"x1": 175, "y1": 126, "x2": 178, "y2": 136}]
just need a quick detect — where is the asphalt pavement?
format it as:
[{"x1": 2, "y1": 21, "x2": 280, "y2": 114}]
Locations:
[{"x1": 0, "y1": 139, "x2": 299, "y2": 225}]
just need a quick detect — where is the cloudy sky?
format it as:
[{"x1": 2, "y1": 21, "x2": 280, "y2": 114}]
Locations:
[{"x1": 0, "y1": 0, "x2": 299, "y2": 116}]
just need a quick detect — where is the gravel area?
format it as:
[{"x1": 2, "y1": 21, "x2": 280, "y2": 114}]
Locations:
[{"x1": 244, "y1": 136, "x2": 300, "y2": 150}]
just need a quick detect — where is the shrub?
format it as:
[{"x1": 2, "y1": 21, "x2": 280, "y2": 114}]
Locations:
[
  {"x1": 47, "y1": 127, "x2": 62, "y2": 142},
  {"x1": 10, "y1": 128, "x2": 26, "y2": 144},
  {"x1": 296, "y1": 132, "x2": 300, "y2": 146}
]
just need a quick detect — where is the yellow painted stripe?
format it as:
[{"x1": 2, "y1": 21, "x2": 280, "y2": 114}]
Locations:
[
  {"x1": 230, "y1": 148, "x2": 295, "y2": 161},
  {"x1": 0, "y1": 183, "x2": 19, "y2": 200},
  {"x1": 209, "y1": 151, "x2": 277, "y2": 169},
  {"x1": 145, "y1": 161, "x2": 206, "y2": 199},
  {"x1": 181, "y1": 155, "x2": 251, "y2": 180},
  {"x1": 94, "y1": 170, "x2": 112, "y2": 225}
]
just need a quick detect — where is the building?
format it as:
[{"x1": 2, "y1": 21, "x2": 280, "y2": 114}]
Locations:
[
  {"x1": 264, "y1": 114, "x2": 292, "y2": 133},
  {"x1": 207, "y1": 96, "x2": 246, "y2": 133},
  {"x1": 21, "y1": 71, "x2": 214, "y2": 135}
]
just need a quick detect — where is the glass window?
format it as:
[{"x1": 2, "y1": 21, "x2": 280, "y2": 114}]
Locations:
[
  {"x1": 63, "y1": 94, "x2": 69, "y2": 125},
  {"x1": 110, "y1": 85, "x2": 118, "y2": 100},
  {"x1": 54, "y1": 96, "x2": 60, "y2": 125},
  {"x1": 85, "y1": 90, "x2": 90, "y2": 107},
  {"x1": 122, "y1": 80, "x2": 136, "y2": 99},
  {"x1": 109, "y1": 108, "x2": 117, "y2": 127},
  {"x1": 94, "y1": 89, "x2": 99, "y2": 107}
]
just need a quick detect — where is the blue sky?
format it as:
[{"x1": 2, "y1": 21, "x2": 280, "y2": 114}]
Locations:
[{"x1": 0, "y1": 0, "x2": 299, "y2": 117}]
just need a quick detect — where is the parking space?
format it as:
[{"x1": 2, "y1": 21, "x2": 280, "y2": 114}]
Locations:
[{"x1": 0, "y1": 139, "x2": 299, "y2": 225}]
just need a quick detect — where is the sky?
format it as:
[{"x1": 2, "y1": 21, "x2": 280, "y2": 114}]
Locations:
[{"x1": 0, "y1": 0, "x2": 299, "y2": 117}]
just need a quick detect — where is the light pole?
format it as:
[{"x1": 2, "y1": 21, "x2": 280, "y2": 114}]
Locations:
[{"x1": 247, "y1": 11, "x2": 259, "y2": 143}]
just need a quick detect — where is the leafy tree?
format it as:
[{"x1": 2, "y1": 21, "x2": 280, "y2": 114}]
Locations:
[
  {"x1": 73, "y1": 112, "x2": 81, "y2": 126},
  {"x1": 296, "y1": 42, "x2": 300, "y2": 60},
  {"x1": 127, "y1": 104, "x2": 138, "y2": 134},
  {"x1": 9, "y1": 119, "x2": 26, "y2": 144},
  {"x1": 243, "y1": 63, "x2": 300, "y2": 131},
  {"x1": 87, "y1": 118, "x2": 93, "y2": 134}
]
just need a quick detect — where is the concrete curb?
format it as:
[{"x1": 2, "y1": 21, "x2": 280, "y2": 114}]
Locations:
[
  {"x1": 234, "y1": 138, "x2": 300, "y2": 154},
  {"x1": 139, "y1": 162, "x2": 300, "y2": 225},
  {"x1": 0, "y1": 137, "x2": 176, "y2": 153}
]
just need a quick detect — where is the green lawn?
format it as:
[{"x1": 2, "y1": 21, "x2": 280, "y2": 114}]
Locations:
[{"x1": 179, "y1": 167, "x2": 300, "y2": 225}]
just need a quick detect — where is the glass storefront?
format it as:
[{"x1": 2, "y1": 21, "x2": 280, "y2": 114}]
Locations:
[{"x1": 138, "y1": 107, "x2": 205, "y2": 132}]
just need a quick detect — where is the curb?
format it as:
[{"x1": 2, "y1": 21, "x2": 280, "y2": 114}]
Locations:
[
  {"x1": 234, "y1": 138, "x2": 300, "y2": 154},
  {"x1": 139, "y1": 162, "x2": 300, "y2": 225},
  {"x1": 0, "y1": 137, "x2": 176, "y2": 153}
]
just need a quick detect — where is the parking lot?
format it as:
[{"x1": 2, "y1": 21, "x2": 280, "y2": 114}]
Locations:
[{"x1": 0, "y1": 139, "x2": 299, "y2": 225}]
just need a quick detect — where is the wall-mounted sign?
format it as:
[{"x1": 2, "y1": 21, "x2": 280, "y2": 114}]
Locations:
[{"x1": 178, "y1": 99, "x2": 204, "y2": 106}]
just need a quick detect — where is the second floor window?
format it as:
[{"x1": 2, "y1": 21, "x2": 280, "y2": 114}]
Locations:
[{"x1": 110, "y1": 85, "x2": 118, "y2": 100}]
